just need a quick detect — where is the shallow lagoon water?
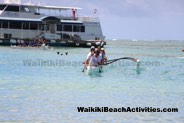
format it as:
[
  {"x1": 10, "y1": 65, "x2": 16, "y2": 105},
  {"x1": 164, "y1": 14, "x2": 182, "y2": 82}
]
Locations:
[{"x1": 0, "y1": 41, "x2": 184, "y2": 122}]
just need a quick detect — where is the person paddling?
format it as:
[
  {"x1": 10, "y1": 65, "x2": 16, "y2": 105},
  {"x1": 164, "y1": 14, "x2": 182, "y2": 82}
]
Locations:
[
  {"x1": 89, "y1": 48, "x2": 102, "y2": 67},
  {"x1": 101, "y1": 48, "x2": 107, "y2": 64},
  {"x1": 83, "y1": 46, "x2": 95, "y2": 70}
]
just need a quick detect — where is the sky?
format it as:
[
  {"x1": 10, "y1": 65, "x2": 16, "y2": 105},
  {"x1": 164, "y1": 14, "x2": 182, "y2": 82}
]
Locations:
[{"x1": 5, "y1": 0, "x2": 184, "y2": 40}]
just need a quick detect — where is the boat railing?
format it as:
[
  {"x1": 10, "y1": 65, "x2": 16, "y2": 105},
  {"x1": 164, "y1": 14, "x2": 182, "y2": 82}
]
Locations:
[
  {"x1": 58, "y1": 16, "x2": 99, "y2": 22},
  {"x1": 1, "y1": 10, "x2": 100, "y2": 22},
  {"x1": 78, "y1": 17, "x2": 99, "y2": 22},
  {"x1": 59, "y1": 16, "x2": 79, "y2": 20}
]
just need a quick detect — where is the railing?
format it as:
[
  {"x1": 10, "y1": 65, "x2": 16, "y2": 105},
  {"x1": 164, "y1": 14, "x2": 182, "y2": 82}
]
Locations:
[
  {"x1": 58, "y1": 16, "x2": 100, "y2": 22},
  {"x1": 78, "y1": 17, "x2": 99, "y2": 22},
  {"x1": 57, "y1": 16, "x2": 77, "y2": 20},
  {"x1": 1, "y1": 11, "x2": 100, "y2": 23}
]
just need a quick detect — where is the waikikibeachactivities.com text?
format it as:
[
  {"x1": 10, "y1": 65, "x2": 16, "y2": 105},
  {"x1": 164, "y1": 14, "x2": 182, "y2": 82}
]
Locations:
[
  {"x1": 77, "y1": 107, "x2": 178, "y2": 113},
  {"x1": 23, "y1": 59, "x2": 160, "y2": 67}
]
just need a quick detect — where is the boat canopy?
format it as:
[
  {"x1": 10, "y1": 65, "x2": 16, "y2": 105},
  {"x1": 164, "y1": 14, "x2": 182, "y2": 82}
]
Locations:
[
  {"x1": 0, "y1": 3, "x2": 82, "y2": 10},
  {"x1": 36, "y1": 5, "x2": 82, "y2": 10}
]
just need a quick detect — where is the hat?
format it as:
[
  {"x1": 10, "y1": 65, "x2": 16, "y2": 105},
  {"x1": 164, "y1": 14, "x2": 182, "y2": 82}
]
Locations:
[{"x1": 91, "y1": 46, "x2": 95, "y2": 49}]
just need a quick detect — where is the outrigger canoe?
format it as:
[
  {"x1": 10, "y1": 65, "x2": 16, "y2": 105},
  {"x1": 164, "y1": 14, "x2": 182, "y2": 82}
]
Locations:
[
  {"x1": 86, "y1": 65, "x2": 102, "y2": 75},
  {"x1": 83, "y1": 57, "x2": 140, "y2": 75}
]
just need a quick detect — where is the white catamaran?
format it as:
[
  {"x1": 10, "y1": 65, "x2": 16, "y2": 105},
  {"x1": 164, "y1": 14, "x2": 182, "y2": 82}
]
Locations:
[{"x1": 0, "y1": 0, "x2": 106, "y2": 47}]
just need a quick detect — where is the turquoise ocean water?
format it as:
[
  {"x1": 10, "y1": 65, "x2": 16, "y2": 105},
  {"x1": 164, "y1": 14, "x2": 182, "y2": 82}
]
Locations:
[{"x1": 0, "y1": 40, "x2": 184, "y2": 122}]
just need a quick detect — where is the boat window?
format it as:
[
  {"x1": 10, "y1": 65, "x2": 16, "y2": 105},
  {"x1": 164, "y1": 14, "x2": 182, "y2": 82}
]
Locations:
[
  {"x1": 9, "y1": 21, "x2": 22, "y2": 29},
  {"x1": 2, "y1": 21, "x2": 8, "y2": 28},
  {"x1": 5, "y1": 5, "x2": 19, "y2": 12},
  {"x1": 63, "y1": 25, "x2": 72, "y2": 32},
  {"x1": 73, "y1": 25, "x2": 80, "y2": 32},
  {"x1": 81, "y1": 26, "x2": 85, "y2": 32},
  {"x1": 30, "y1": 22, "x2": 38, "y2": 30},
  {"x1": 57, "y1": 25, "x2": 62, "y2": 31},
  {"x1": 0, "y1": 5, "x2": 6, "y2": 10},
  {"x1": 58, "y1": 24, "x2": 85, "y2": 32},
  {"x1": 20, "y1": 6, "x2": 30, "y2": 12},
  {"x1": 23, "y1": 22, "x2": 29, "y2": 29}
]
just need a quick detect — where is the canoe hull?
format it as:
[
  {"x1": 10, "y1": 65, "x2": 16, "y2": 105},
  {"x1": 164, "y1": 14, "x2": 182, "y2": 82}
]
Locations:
[{"x1": 86, "y1": 66, "x2": 102, "y2": 75}]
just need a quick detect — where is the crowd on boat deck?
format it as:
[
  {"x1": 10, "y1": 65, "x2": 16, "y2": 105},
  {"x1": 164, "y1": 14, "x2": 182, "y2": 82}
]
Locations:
[
  {"x1": 84, "y1": 46, "x2": 107, "y2": 67},
  {"x1": 14, "y1": 38, "x2": 48, "y2": 47}
]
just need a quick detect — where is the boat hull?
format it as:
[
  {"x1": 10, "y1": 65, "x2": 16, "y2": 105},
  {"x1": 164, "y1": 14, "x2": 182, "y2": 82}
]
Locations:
[
  {"x1": 0, "y1": 38, "x2": 106, "y2": 48},
  {"x1": 86, "y1": 65, "x2": 102, "y2": 75}
]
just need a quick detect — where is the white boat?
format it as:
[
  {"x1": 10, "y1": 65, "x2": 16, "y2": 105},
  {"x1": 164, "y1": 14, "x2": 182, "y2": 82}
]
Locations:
[
  {"x1": 86, "y1": 65, "x2": 102, "y2": 75},
  {"x1": 0, "y1": 0, "x2": 105, "y2": 47}
]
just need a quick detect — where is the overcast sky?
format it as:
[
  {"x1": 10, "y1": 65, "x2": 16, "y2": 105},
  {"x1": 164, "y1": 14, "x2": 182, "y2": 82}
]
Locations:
[{"x1": 19, "y1": 0, "x2": 184, "y2": 40}]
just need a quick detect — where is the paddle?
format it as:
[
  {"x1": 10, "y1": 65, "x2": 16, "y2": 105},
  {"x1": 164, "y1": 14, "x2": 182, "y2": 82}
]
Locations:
[
  {"x1": 82, "y1": 62, "x2": 86, "y2": 72},
  {"x1": 82, "y1": 61, "x2": 88, "y2": 72},
  {"x1": 82, "y1": 67, "x2": 85, "y2": 72}
]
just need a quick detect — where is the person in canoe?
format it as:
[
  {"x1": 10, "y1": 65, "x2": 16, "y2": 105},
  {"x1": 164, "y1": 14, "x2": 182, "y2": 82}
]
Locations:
[
  {"x1": 100, "y1": 48, "x2": 107, "y2": 64},
  {"x1": 89, "y1": 48, "x2": 103, "y2": 67},
  {"x1": 84, "y1": 46, "x2": 95, "y2": 69}
]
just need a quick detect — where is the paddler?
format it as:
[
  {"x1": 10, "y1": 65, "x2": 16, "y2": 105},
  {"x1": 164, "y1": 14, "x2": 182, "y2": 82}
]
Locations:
[
  {"x1": 97, "y1": 46, "x2": 107, "y2": 64},
  {"x1": 89, "y1": 48, "x2": 102, "y2": 67},
  {"x1": 101, "y1": 48, "x2": 107, "y2": 64},
  {"x1": 84, "y1": 46, "x2": 95, "y2": 68}
]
